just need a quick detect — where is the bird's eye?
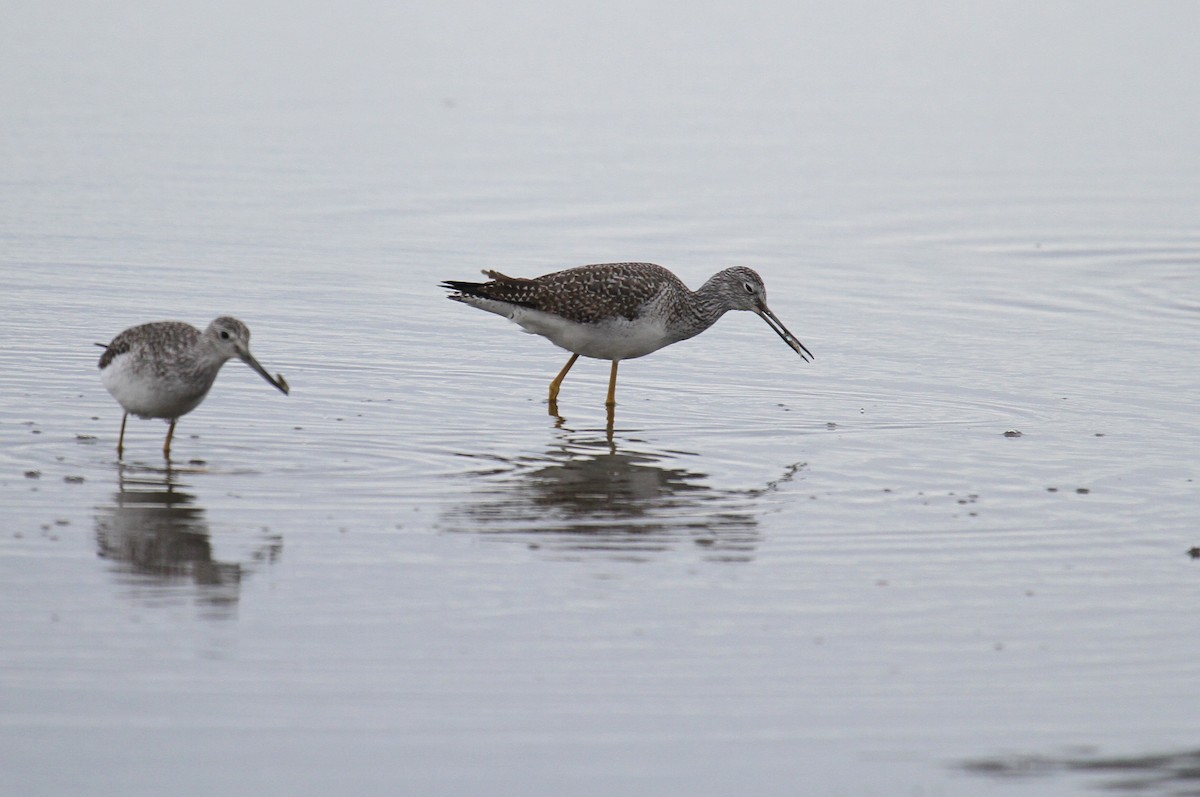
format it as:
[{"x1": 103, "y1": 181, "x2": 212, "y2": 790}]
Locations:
[
  {"x1": 220, "y1": 330, "x2": 231, "y2": 340},
  {"x1": 743, "y1": 282, "x2": 755, "y2": 294}
]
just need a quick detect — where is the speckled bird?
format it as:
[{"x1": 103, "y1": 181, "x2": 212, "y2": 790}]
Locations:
[
  {"x1": 441, "y1": 262, "x2": 812, "y2": 407},
  {"x1": 96, "y1": 317, "x2": 290, "y2": 458}
]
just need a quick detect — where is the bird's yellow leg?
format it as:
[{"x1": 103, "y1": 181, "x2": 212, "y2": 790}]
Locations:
[
  {"x1": 606, "y1": 360, "x2": 619, "y2": 407},
  {"x1": 163, "y1": 419, "x2": 177, "y2": 460},
  {"x1": 117, "y1": 412, "x2": 128, "y2": 459},
  {"x1": 548, "y1": 353, "x2": 579, "y2": 403}
]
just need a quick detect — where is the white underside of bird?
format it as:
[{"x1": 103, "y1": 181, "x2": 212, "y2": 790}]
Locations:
[
  {"x1": 100, "y1": 351, "x2": 215, "y2": 420},
  {"x1": 459, "y1": 294, "x2": 681, "y2": 361}
]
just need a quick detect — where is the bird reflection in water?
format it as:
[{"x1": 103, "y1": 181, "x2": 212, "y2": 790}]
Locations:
[
  {"x1": 94, "y1": 464, "x2": 282, "y2": 618},
  {"x1": 444, "y1": 434, "x2": 804, "y2": 561},
  {"x1": 961, "y1": 746, "x2": 1200, "y2": 794}
]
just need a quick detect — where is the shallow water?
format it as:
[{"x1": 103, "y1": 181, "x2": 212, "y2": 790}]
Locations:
[{"x1": 3, "y1": 3, "x2": 1200, "y2": 795}]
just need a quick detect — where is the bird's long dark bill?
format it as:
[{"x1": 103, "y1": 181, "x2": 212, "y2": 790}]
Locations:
[
  {"x1": 757, "y1": 307, "x2": 813, "y2": 362},
  {"x1": 240, "y1": 352, "x2": 290, "y2": 395}
]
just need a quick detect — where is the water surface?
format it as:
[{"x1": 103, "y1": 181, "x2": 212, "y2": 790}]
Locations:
[{"x1": 2, "y1": 3, "x2": 1199, "y2": 795}]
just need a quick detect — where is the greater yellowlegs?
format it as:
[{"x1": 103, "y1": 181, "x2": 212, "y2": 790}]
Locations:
[
  {"x1": 442, "y1": 263, "x2": 812, "y2": 407},
  {"x1": 96, "y1": 317, "x2": 290, "y2": 458}
]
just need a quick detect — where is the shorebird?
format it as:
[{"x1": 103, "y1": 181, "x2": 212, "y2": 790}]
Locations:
[
  {"x1": 96, "y1": 317, "x2": 289, "y2": 458},
  {"x1": 442, "y1": 262, "x2": 812, "y2": 407}
]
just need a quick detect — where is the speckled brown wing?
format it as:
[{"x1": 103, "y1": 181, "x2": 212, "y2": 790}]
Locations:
[
  {"x1": 444, "y1": 263, "x2": 681, "y2": 325},
  {"x1": 96, "y1": 322, "x2": 200, "y2": 373}
]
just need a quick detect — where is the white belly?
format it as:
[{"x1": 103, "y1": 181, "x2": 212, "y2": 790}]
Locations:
[
  {"x1": 101, "y1": 353, "x2": 216, "y2": 420},
  {"x1": 510, "y1": 307, "x2": 675, "y2": 360}
]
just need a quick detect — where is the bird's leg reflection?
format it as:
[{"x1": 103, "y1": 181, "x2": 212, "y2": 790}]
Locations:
[{"x1": 547, "y1": 399, "x2": 617, "y2": 447}]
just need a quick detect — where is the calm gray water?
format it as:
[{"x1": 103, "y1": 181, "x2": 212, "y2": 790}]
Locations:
[{"x1": 3, "y1": 3, "x2": 1199, "y2": 795}]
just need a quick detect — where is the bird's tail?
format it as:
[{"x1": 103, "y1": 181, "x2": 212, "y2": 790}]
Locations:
[{"x1": 441, "y1": 270, "x2": 537, "y2": 306}]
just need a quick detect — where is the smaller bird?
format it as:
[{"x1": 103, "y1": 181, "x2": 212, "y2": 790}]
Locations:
[
  {"x1": 442, "y1": 262, "x2": 811, "y2": 408},
  {"x1": 96, "y1": 317, "x2": 289, "y2": 458}
]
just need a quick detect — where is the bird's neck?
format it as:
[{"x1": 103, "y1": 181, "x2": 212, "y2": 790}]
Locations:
[
  {"x1": 668, "y1": 276, "x2": 730, "y2": 342},
  {"x1": 693, "y1": 275, "x2": 734, "y2": 324},
  {"x1": 193, "y1": 340, "x2": 236, "y2": 375}
]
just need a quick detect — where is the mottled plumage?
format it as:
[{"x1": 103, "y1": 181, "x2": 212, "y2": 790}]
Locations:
[
  {"x1": 97, "y1": 316, "x2": 289, "y2": 458},
  {"x1": 442, "y1": 262, "x2": 811, "y2": 408},
  {"x1": 444, "y1": 263, "x2": 686, "y2": 325}
]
